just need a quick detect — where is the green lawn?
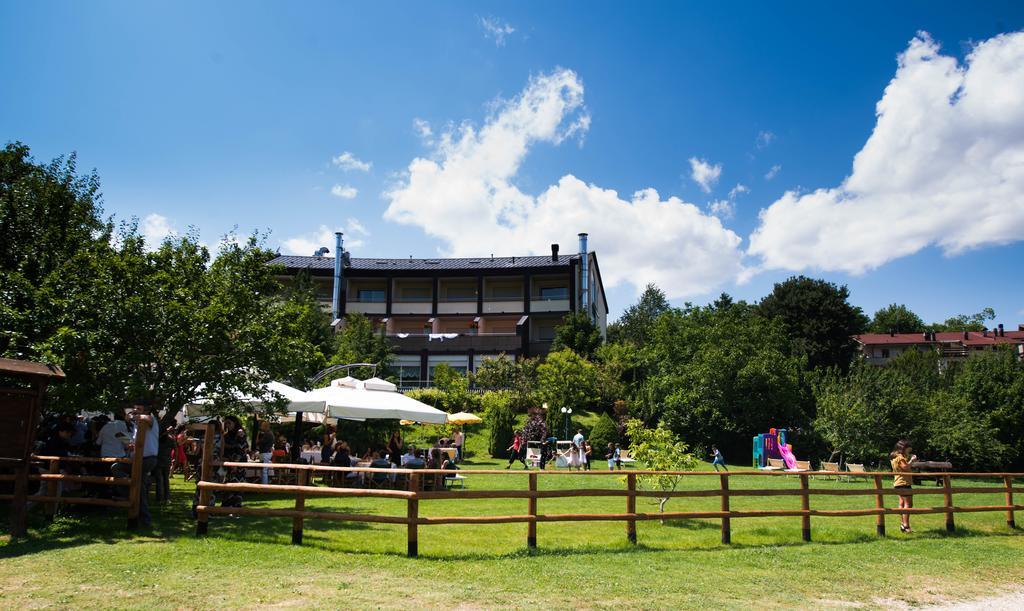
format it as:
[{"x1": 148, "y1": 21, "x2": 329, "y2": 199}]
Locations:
[{"x1": 2, "y1": 454, "x2": 1023, "y2": 609}]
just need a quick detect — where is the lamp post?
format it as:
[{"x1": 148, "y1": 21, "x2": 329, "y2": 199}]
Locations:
[{"x1": 560, "y1": 407, "x2": 572, "y2": 440}]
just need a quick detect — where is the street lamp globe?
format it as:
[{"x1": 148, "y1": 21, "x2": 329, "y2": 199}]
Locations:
[{"x1": 560, "y1": 407, "x2": 567, "y2": 414}]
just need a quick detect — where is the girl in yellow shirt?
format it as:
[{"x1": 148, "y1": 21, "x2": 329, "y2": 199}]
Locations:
[{"x1": 890, "y1": 439, "x2": 917, "y2": 533}]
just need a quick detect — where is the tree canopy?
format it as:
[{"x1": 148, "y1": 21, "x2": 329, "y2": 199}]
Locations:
[
  {"x1": 869, "y1": 303, "x2": 926, "y2": 334},
  {"x1": 757, "y1": 275, "x2": 868, "y2": 371}
]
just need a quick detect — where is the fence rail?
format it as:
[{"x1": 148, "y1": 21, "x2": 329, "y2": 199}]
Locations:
[{"x1": 190, "y1": 425, "x2": 1022, "y2": 557}]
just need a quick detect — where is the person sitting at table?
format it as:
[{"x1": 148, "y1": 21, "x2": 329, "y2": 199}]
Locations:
[
  {"x1": 401, "y1": 445, "x2": 417, "y2": 466},
  {"x1": 426, "y1": 448, "x2": 443, "y2": 470},
  {"x1": 440, "y1": 455, "x2": 459, "y2": 477}
]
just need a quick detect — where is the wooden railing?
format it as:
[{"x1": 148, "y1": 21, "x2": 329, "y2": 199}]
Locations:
[
  {"x1": 0, "y1": 419, "x2": 150, "y2": 528},
  {"x1": 193, "y1": 446, "x2": 1023, "y2": 557}
]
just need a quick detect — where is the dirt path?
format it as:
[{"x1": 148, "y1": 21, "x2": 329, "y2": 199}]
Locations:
[{"x1": 921, "y1": 590, "x2": 1024, "y2": 610}]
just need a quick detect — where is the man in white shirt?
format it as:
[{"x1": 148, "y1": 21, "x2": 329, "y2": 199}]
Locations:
[
  {"x1": 96, "y1": 412, "x2": 131, "y2": 458},
  {"x1": 109, "y1": 400, "x2": 159, "y2": 527},
  {"x1": 401, "y1": 446, "x2": 417, "y2": 467},
  {"x1": 572, "y1": 429, "x2": 585, "y2": 448}
]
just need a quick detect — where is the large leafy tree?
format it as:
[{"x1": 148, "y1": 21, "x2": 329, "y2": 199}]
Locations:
[
  {"x1": 332, "y1": 312, "x2": 392, "y2": 380},
  {"x1": 643, "y1": 301, "x2": 809, "y2": 456},
  {"x1": 756, "y1": 275, "x2": 868, "y2": 371},
  {"x1": 551, "y1": 311, "x2": 602, "y2": 360},
  {"x1": 270, "y1": 269, "x2": 335, "y2": 389},
  {"x1": 929, "y1": 308, "x2": 997, "y2": 332},
  {"x1": 869, "y1": 304, "x2": 926, "y2": 334},
  {"x1": 471, "y1": 354, "x2": 539, "y2": 411},
  {"x1": 1, "y1": 142, "x2": 111, "y2": 358},
  {"x1": 607, "y1": 283, "x2": 670, "y2": 347},
  {"x1": 537, "y1": 348, "x2": 601, "y2": 434}
]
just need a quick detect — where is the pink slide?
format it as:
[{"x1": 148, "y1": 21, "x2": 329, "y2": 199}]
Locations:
[{"x1": 778, "y1": 443, "x2": 798, "y2": 470}]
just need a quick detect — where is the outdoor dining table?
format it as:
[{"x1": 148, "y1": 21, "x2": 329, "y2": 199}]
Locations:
[
  {"x1": 300, "y1": 450, "x2": 322, "y2": 464},
  {"x1": 434, "y1": 447, "x2": 457, "y2": 461}
]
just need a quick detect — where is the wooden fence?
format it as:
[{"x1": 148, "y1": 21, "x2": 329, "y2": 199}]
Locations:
[
  {"x1": 192, "y1": 436, "x2": 1022, "y2": 556},
  {"x1": 0, "y1": 419, "x2": 150, "y2": 528}
]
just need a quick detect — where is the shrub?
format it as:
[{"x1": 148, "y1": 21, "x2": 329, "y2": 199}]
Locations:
[
  {"x1": 522, "y1": 414, "x2": 547, "y2": 442},
  {"x1": 588, "y1": 412, "x2": 618, "y2": 453},
  {"x1": 484, "y1": 391, "x2": 515, "y2": 458}
]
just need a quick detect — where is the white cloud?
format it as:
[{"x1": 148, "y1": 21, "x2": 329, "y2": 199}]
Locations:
[
  {"x1": 708, "y1": 199, "x2": 735, "y2": 219},
  {"x1": 346, "y1": 217, "x2": 369, "y2": 236},
  {"x1": 749, "y1": 32, "x2": 1024, "y2": 274},
  {"x1": 479, "y1": 16, "x2": 515, "y2": 46},
  {"x1": 331, "y1": 184, "x2": 358, "y2": 199},
  {"x1": 756, "y1": 130, "x2": 776, "y2": 148},
  {"x1": 764, "y1": 164, "x2": 782, "y2": 180},
  {"x1": 413, "y1": 118, "x2": 433, "y2": 141},
  {"x1": 729, "y1": 184, "x2": 749, "y2": 198},
  {"x1": 688, "y1": 157, "x2": 722, "y2": 193},
  {"x1": 384, "y1": 69, "x2": 744, "y2": 298},
  {"x1": 331, "y1": 151, "x2": 371, "y2": 172},
  {"x1": 281, "y1": 221, "x2": 367, "y2": 255},
  {"x1": 142, "y1": 213, "x2": 175, "y2": 249}
]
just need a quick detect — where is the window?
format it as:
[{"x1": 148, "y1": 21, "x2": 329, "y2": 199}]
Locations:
[
  {"x1": 398, "y1": 366, "x2": 421, "y2": 385},
  {"x1": 538, "y1": 286, "x2": 568, "y2": 300},
  {"x1": 537, "y1": 321, "x2": 558, "y2": 341},
  {"x1": 357, "y1": 289, "x2": 385, "y2": 303},
  {"x1": 881, "y1": 349, "x2": 890, "y2": 359}
]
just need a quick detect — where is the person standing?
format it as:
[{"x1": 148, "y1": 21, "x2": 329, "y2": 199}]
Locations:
[
  {"x1": 96, "y1": 410, "x2": 131, "y2": 459},
  {"x1": 453, "y1": 427, "x2": 465, "y2": 462},
  {"x1": 155, "y1": 426, "x2": 175, "y2": 504},
  {"x1": 505, "y1": 431, "x2": 528, "y2": 469},
  {"x1": 891, "y1": 439, "x2": 917, "y2": 533},
  {"x1": 583, "y1": 441, "x2": 593, "y2": 471},
  {"x1": 257, "y1": 421, "x2": 275, "y2": 485},
  {"x1": 112, "y1": 401, "x2": 159, "y2": 527},
  {"x1": 572, "y1": 429, "x2": 585, "y2": 449},
  {"x1": 387, "y1": 431, "x2": 403, "y2": 466},
  {"x1": 711, "y1": 445, "x2": 728, "y2": 472}
]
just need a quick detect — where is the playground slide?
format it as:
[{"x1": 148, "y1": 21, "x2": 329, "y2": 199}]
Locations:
[{"x1": 778, "y1": 443, "x2": 798, "y2": 470}]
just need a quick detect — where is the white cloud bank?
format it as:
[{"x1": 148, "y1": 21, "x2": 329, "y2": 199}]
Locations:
[
  {"x1": 749, "y1": 31, "x2": 1024, "y2": 274},
  {"x1": 384, "y1": 69, "x2": 743, "y2": 298},
  {"x1": 142, "y1": 213, "x2": 175, "y2": 248}
]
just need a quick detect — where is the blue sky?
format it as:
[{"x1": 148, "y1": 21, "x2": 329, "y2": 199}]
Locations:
[{"x1": 3, "y1": 1, "x2": 1023, "y2": 325}]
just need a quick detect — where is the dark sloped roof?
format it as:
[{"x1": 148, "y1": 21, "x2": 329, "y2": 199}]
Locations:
[{"x1": 268, "y1": 254, "x2": 576, "y2": 272}]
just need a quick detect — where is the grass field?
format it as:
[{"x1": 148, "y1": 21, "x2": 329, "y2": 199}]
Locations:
[{"x1": 2, "y1": 452, "x2": 1023, "y2": 609}]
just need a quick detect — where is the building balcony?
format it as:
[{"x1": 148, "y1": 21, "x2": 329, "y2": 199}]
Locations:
[
  {"x1": 347, "y1": 300, "x2": 386, "y2": 315},
  {"x1": 482, "y1": 297, "x2": 524, "y2": 314},
  {"x1": 386, "y1": 333, "x2": 522, "y2": 353},
  {"x1": 437, "y1": 298, "x2": 478, "y2": 315},
  {"x1": 529, "y1": 297, "x2": 570, "y2": 313},
  {"x1": 391, "y1": 299, "x2": 432, "y2": 314}
]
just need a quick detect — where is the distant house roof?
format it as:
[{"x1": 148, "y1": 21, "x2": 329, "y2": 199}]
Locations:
[
  {"x1": 268, "y1": 254, "x2": 577, "y2": 272},
  {"x1": 855, "y1": 331, "x2": 1024, "y2": 348}
]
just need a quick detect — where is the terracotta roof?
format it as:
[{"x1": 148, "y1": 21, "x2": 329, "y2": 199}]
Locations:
[
  {"x1": 856, "y1": 331, "x2": 1023, "y2": 347},
  {"x1": 268, "y1": 254, "x2": 576, "y2": 272},
  {"x1": 0, "y1": 358, "x2": 65, "y2": 380}
]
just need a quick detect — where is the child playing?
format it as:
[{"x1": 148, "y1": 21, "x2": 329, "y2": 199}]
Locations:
[
  {"x1": 891, "y1": 439, "x2": 917, "y2": 533},
  {"x1": 711, "y1": 445, "x2": 728, "y2": 472}
]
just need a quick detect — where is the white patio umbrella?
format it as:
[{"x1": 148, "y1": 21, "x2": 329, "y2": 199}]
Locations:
[
  {"x1": 308, "y1": 377, "x2": 448, "y2": 424},
  {"x1": 184, "y1": 381, "x2": 326, "y2": 419}
]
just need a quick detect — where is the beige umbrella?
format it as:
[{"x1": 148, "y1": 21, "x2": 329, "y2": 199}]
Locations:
[{"x1": 447, "y1": 411, "x2": 483, "y2": 425}]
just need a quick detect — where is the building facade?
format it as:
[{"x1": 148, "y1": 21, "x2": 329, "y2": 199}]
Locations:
[
  {"x1": 855, "y1": 325, "x2": 1024, "y2": 365},
  {"x1": 268, "y1": 235, "x2": 608, "y2": 388}
]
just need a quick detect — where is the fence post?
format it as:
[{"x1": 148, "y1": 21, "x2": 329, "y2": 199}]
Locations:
[
  {"x1": 800, "y1": 474, "x2": 811, "y2": 542},
  {"x1": 407, "y1": 473, "x2": 420, "y2": 557},
  {"x1": 292, "y1": 469, "x2": 307, "y2": 545},
  {"x1": 720, "y1": 473, "x2": 731, "y2": 544},
  {"x1": 527, "y1": 472, "x2": 537, "y2": 548},
  {"x1": 943, "y1": 475, "x2": 955, "y2": 533},
  {"x1": 1005, "y1": 476, "x2": 1016, "y2": 529},
  {"x1": 44, "y1": 459, "x2": 60, "y2": 520},
  {"x1": 873, "y1": 475, "x2": 886, "y2": 537},
  {"x1": 626, "y1": 473, "x2": 637, "y2": 544},
  {"x1": 126, "y1": 418, "x2": 149, "y2": 530},
  {"x1": 195, "y1": 422, "x2": 216, "y2": 536}
]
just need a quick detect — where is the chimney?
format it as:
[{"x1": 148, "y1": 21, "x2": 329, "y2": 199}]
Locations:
[
  {"x1": 964, "y1": 330, "x2": 969, "y2": 340},
  {"x1": 889, "y1": 329, "x2": 895, "y2": 337},
  {"x1": 578, "y1": 233, "x2": 590, "y2": 321},
  {"x1": 998, "y1": 323, "x2": 1004, "y2": 337},
  {"x1": 332, "y1": 232, "x2": 344, "y2": 322},
  {"x1": 551, "y1": 243, "x2": 559, "y2": 262},
  {"x1": 983, "y1": 328, "x2": 988, "y2": 337}
]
